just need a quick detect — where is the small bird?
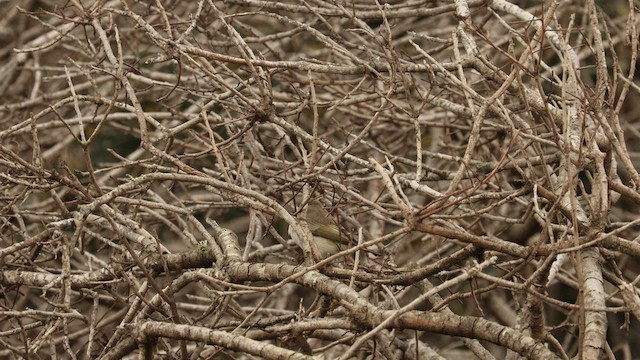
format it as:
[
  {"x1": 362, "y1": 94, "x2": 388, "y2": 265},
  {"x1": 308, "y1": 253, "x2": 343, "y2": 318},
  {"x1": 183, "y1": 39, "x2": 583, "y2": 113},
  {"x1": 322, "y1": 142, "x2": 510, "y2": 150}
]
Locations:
[{"x1": 289, "y1": 200, "x2": 347, "y2": 257}]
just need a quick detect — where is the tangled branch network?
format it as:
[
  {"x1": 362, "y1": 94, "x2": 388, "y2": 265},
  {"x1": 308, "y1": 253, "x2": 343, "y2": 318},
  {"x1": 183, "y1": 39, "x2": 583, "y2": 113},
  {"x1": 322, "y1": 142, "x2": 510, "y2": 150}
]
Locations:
[{"x1": 1, "y1": 0, "x2": 640, "y2": 359}]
